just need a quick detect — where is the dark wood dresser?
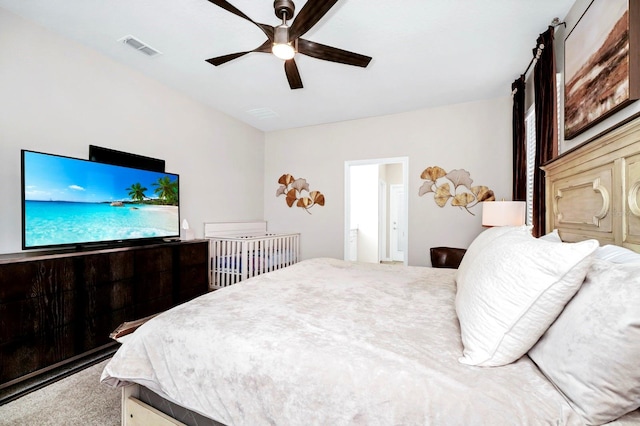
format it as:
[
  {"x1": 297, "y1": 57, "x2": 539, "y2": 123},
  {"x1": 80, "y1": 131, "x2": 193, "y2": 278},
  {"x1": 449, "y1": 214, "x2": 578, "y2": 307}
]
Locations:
[{"x1": 0, "y1": 239, "x2": 209, "y2": 403}]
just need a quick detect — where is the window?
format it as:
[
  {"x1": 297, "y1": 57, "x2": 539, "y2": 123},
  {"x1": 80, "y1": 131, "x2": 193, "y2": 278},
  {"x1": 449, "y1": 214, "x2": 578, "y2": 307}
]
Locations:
[
  {"x1": 524, "y1": 73, "x2": 562, "y2": 226},
  {"x1": 525, "y1": 106, "x2": 536, "y2": 226}
]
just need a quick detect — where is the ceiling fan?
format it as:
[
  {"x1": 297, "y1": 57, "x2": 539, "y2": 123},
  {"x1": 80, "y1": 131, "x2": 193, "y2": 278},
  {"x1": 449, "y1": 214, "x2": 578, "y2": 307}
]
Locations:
[{"x1": 206, "y1": 0, "x2": 372, "y2": 89}]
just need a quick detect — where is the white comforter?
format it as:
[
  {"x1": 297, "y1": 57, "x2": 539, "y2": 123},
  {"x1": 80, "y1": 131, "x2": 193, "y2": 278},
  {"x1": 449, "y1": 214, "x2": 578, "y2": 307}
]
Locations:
[{"x1": 101, "y1": 258, "x2": 583, "y2": 425}]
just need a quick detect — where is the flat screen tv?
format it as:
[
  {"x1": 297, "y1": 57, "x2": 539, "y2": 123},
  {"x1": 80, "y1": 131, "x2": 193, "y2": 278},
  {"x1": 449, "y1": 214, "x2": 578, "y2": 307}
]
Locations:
[{"x1": 21, "y1": 150, "x2": 180, "y2": 250}]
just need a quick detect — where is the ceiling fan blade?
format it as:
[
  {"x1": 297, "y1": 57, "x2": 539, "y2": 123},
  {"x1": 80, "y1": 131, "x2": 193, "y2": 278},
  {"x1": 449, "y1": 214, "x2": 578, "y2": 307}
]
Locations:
[
  {"x1": 297, "y1": 39, "x2": 372, "y2": 67},
  {"x1": 206, "y1": 40, "x2": 273, "y2": 66},
  {"x1": 207, "y1": 0, "x2": 274, "y2": 40},
  {"x1": 284, "y1": 59, "x2": 303, "y2": 89},
  {"x1": 207, "y1": 0, "x2": 254, "y2": 23},
  {"x1": 206, "y1": 51, "x2": 251, "y2": 66},
  {"x1": 257, "y1": 24, "x2": 275, "y2": 40},
  {"x1": 289, "y1": 0, "x2": 339, "y2": 40}
]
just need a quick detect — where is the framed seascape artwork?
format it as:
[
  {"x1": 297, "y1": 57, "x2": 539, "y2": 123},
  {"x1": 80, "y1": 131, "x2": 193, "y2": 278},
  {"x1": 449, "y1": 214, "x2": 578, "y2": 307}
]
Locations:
[{"x1": 564, "y1": 0, "x2": 640, "y2": 139}]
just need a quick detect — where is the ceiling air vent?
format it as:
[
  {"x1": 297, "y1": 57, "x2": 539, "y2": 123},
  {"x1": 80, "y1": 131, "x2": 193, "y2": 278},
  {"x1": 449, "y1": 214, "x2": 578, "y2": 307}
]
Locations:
[
  {"x1": 118, "y1": 35, "x2": 162, "y2": 57},
  {"x1": 246, "y1": 108, "x2": 279, "y2": 120}
]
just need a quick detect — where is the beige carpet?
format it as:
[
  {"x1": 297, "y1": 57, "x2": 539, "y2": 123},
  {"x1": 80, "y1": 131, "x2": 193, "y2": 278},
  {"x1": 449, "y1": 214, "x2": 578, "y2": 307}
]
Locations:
[{"x1": 0, "y1": 359, "x2": 120, "y2": 426}]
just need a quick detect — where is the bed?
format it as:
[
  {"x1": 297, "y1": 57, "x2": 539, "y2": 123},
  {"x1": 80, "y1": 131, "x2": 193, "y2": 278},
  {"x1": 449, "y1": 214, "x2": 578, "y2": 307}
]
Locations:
[{"x1": 101, "y1": 118, "x2": 640, "y2": 425}]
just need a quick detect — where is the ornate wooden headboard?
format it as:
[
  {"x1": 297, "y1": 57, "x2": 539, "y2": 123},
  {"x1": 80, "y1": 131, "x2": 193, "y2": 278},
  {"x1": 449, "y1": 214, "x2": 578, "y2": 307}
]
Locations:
[{"x1": 542, "y1": 117, "x2": 640, "y2": 253}]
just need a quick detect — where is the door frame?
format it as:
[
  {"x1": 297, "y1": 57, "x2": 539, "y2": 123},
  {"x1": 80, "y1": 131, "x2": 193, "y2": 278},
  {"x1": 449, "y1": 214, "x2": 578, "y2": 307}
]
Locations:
[{"x1": 344, "y1": 157, "x2": 409, "y2": 265}]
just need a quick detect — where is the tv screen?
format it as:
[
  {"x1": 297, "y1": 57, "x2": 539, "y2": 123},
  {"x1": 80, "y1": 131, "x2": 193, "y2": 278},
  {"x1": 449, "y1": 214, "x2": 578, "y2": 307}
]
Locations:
[{"x1": 21, "y1": 150, "x2": 180, "y2": 250}]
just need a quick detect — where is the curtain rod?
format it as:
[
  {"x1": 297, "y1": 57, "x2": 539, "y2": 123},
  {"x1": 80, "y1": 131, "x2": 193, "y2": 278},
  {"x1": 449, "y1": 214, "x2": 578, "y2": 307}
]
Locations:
[
  {"x1": 522, "y1": 18, "x2": 565, "y2": 76},
  {"x1": 511, "y1": 18, "x2": 565, "y2": 96}
]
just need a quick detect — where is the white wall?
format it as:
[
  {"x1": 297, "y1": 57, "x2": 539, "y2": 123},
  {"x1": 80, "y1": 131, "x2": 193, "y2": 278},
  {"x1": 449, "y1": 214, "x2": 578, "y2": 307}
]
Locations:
[
  {"x1": 0, "y1": 9, "x2": 265, "y2": 255},
  {"x1": 264, "y1": 97, "x2": 512, "y2": 266}
]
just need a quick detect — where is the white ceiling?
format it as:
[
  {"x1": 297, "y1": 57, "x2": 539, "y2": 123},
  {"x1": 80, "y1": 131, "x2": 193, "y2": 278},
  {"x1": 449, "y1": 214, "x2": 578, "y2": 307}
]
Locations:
[{"x1": 0, "y1": 0, "x2": 574, "y2": 132}]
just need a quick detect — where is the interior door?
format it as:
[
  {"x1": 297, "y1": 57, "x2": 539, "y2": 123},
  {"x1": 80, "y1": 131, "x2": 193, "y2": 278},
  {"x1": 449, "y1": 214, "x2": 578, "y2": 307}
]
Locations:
[
  {"x1": 390, "y1": 184, "x2": 405, "y2": 261},
  {"x1": 378, "y1": 180, "x2": 387, "y2": 262}
]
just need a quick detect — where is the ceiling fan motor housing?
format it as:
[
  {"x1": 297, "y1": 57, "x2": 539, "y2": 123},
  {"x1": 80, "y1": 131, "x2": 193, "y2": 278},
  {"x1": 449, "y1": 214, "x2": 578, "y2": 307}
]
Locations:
[{"x1": 274, "y1": 0, "x2": 295, "y2": 20}]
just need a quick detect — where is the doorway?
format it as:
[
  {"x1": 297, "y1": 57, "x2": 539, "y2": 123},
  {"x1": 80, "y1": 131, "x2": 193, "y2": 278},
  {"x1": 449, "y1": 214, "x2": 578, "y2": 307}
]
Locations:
[{"x1": 344, "y1": 157, "x2": 409, "y2": 265}]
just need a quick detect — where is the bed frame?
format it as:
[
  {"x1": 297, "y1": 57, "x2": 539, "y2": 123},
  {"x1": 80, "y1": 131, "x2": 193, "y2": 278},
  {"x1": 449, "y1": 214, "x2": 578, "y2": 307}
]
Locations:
[
  {"x1": 121, "y1": 384, "x2": 222, "y2": 426},
  {"x1": 118, "y1": 117, "x2": 640, "y2": 425},
  {"x1": 121, "y1": 384, "x2": 180, "y2": 426},
  {"x1": 543, "y1": 117, "x2": 640, "y2": 252}
]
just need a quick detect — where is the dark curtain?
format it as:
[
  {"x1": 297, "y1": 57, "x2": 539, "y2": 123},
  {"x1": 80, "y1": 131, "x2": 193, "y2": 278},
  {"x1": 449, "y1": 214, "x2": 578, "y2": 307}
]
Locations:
[
  {"x1": 532, "y1": 27, "x2": 557, "y2": 237},
  {"x1": 512, "y1": 75, "x2": 527, "y2": 202}
]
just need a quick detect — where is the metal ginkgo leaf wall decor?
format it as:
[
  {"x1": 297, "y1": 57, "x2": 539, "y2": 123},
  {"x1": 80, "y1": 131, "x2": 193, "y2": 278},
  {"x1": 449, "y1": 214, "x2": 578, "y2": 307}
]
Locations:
[
  {"x1": 418, "y1": 166, "x2": 495, "y2": 215},
  {"x1": 276, "y1": 174, "x2": 325, "y2": 214}
]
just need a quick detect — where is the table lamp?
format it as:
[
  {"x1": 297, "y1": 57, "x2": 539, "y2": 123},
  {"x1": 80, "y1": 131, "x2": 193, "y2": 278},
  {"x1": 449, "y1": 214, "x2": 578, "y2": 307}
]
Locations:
[{"x1": 482, "y1": 201, "x2": 526, "y2": 227}]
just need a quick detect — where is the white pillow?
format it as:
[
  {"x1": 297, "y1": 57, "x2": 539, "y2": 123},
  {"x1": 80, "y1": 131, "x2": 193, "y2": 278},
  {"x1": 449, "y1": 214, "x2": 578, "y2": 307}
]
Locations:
[
  {"x1": 594, "y1": 244, "x2": 640, "y2": 264},
  {"x1": 539, "y1": 229, "x2": 561, "y2": 242},
  {"x1": 456, "y1": 225, "x2": 531, "y2": 287},
  {"x1": 529, "y1": 259, "x2": 640, "y2": 424},
  {"x1": 455, "y1": 231, "x2": 598, "y2": 367}
]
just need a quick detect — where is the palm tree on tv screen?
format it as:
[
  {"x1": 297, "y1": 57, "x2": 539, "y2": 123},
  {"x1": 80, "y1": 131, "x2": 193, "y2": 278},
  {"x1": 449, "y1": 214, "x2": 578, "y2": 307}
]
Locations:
[
  {"x1": 152, "y1": 176, "x2": 178, "y2": 205},
  {"x1": 126, "y1": 183, "x2": 148, "y2": 203}
]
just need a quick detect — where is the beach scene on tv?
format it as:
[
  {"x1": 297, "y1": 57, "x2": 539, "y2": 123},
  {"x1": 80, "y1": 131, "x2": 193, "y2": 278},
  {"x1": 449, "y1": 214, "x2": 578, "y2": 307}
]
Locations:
[{"x1": 23, "y1": 151, "x2": 179, "y2": 248}]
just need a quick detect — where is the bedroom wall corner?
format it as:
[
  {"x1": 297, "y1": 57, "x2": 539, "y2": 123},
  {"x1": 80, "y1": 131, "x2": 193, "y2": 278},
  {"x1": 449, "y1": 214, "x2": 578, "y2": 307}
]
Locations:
[{"x1": 263, "y1": 97, "x2": 512, "y2": 266}]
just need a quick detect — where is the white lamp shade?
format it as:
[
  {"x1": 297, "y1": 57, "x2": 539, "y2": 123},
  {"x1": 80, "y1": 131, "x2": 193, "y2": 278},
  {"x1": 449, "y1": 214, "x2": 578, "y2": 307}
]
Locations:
[{"x1": 482, "y1": 201, "x2": 526, "y2": 227}]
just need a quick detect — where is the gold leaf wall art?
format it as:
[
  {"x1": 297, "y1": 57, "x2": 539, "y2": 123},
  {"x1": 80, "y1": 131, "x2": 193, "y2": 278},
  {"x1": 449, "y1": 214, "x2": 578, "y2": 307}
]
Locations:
[
  {"x1": 276, "y1": 174, "x2": 325, "y2": 214},
  {"x1": 419, "y1": 167, "x2": 494, "y2": 215}
]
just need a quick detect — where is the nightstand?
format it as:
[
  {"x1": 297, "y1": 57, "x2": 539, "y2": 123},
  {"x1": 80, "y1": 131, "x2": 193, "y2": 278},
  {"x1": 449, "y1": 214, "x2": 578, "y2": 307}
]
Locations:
[{"x1": 430, "y1": 247, "x2": 467, "y2": 269}]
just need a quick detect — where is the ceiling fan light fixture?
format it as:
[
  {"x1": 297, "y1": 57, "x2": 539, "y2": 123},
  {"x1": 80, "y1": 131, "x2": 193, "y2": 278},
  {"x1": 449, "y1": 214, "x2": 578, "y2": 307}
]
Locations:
[
  {"x1": 272, "y1": 42, "x2": 295, "y2": 60},
  {"x1": 272, "y1": 24, "x2": 295, "y2": 60}
]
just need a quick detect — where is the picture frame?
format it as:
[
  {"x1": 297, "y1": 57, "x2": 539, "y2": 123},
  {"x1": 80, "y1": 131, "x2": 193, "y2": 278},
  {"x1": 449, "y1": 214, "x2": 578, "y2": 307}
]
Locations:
[{"x1": 564, "y1": 0, "x2": 640, "y2": 139}]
